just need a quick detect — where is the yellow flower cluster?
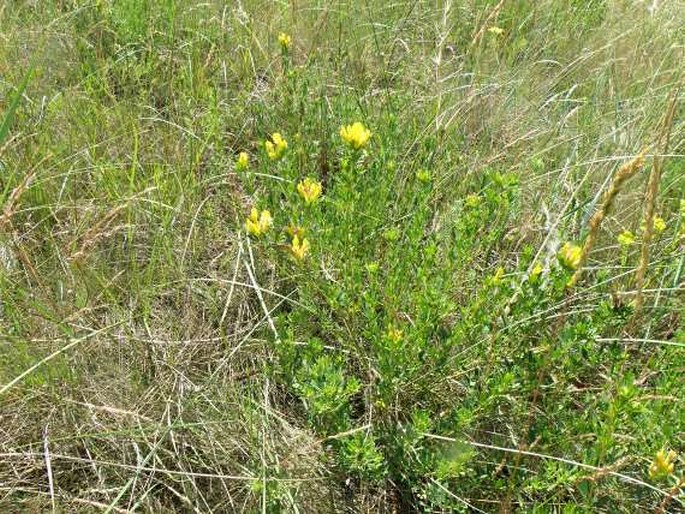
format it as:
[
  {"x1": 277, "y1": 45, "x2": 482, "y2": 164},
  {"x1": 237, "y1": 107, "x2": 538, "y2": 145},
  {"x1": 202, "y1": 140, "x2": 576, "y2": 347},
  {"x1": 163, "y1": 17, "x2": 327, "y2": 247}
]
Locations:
[
  {"x1": 244, "y1": 212, "x2": 311, "y2": 261},
  {"x1": 278, "y1": 32, "x2": 292, "y2": 49},
  {"x1": 415, "y1": 169, "x2": 431, "y2": 183},
  {"x1": 465, "y1": 193, "x2": 481, "y2": 208},
  {"x1": 236, "y1": 151, "x2": 249, "y2": 171},
  {"x1": 653, "y1": 215, "x2": 666, "y2": 233},
  {"x1": 297, "y1": 177, "x2": 322, "y2": 205},
  {"x1": 290, "y1": 234, "x2": 310, "y2": 261},
  {"x1": 244, "y1": 118, "x2": 372, "y2": 260},
  {"x1": 340, "y1": 122, "x2": 372, "y2": 149},
  {"x1": 386, "y1": 325, "x2": 403, "y2": 344},
  {"x1": 265, "y1": 133, "x2": 288, "y2": 160},
  {"x1": 529, "y1": 263, "x2": 543, "y2": 283},
  {"x1": 617, "y1": 230, "x2": 635, "y2": 247},
  {"x1": 558, "y1": 242, "x2": 582, "y2": 270},
  {"x1": 648, "y1": 449, "x2": 677, "y2": 479},
  {"x1": 641, "y1": 215, "x2": 666, "y2": 234},
  {"x1": 489, "y1": 266, "x2": 505, "y2": 286},
  {"x1": 245, "y1": 207, "x2": 273, "y2": 237}
]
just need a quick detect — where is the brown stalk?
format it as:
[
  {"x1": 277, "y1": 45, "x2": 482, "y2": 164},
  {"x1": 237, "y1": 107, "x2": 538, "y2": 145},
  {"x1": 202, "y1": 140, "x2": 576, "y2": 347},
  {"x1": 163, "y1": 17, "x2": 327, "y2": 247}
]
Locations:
[
  {"x1": 633, "y1": 81, "x2": 681, "y2": 314},
  {"x1": 568, "y1": 150, "x2": 647, "y2": 288}
]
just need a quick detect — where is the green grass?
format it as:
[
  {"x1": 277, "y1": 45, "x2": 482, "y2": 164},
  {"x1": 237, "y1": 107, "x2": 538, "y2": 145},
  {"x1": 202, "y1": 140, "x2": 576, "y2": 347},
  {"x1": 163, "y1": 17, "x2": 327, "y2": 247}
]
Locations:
[{"x1": 1, "y1": 1, "x2": 684, "y2": 512}]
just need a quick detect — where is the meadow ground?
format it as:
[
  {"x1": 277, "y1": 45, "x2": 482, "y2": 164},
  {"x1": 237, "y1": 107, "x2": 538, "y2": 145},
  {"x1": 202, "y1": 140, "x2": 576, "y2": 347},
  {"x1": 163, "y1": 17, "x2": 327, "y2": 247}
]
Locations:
[{"x1": 0, "y1": 1, "x2": 684, "y2": 512}]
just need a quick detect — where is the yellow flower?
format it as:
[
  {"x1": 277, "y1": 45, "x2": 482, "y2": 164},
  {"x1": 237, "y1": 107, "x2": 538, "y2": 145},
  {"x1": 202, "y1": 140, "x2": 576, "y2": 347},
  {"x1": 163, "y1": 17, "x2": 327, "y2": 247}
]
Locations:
[
  {"x1": 278, "y1": 32, "x2": 292, "y2": 49},
  {"x1": 265, "y1": 133, "x2": 288, "y2": 160},
  {"x1": 648, "y1": 449, "x2": 677, "y2": 479},
  {"x1": 383, "y1": 228, "x2": 400, "y2": 242},
  {"x1": 386, "y1": 325, "x2": 403, "y2": 344},
  {"x1": 415, "y1": 169, "x2": 431, "y2": 183},
  {"x1": 617, "y1": 230, "x2": 635, "y2": 247},
  {"x1": 290, "y1": 234, "x2": 310, "y2": 261},
  {"x1": 297, "y1": 177, "x2": 323, "y2": 205},
  {"x1": 529, "y1": 263, "x2": 543, "y2": 283},
  {"x1": 365, "y1": 261, "x2": 379, "y2": 274},
  {"x1": 641, "y1": 215, "x2": 667, "y2": 234},
  {"x1": 245, "y1": 208, "x2": 273, "y2": 236},
  {"x1": 236, "y1": 151, "x2": 249, "y2": 171},
  {"x1": 339, "y1": 121, "x2": 372, "y2": 150},
  {"x1": 558, "y1": 242, "x2": 582, "y2": 270},
  {"x1": 465, "y1": 193, "x2": 481, "y2": 208},
  {"x1": 488, "y1": 26, "x2": 505, "y2": 35},
  {"x1": 488, "y1": 266, "x2": 505, "y2": 286},
  {"x1": 653, "y1": 215, "x2": 666, "y2": 233}
]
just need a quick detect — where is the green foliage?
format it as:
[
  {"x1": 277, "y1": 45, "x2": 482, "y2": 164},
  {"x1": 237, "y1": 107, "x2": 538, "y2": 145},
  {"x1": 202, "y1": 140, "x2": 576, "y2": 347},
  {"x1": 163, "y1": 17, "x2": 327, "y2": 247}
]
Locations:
[
  {"x1": 339, "y1": 432, "x2": 385, "y2": 480},
  {"x1": 0, "y1": 67, "x2": 32, "y2": 148},
  {"x1": 0, "y1": 0, "x2": 683, "y2": 512},
  {"x1": 294, "y1": 352, "x2": 360, "y2": 433}
]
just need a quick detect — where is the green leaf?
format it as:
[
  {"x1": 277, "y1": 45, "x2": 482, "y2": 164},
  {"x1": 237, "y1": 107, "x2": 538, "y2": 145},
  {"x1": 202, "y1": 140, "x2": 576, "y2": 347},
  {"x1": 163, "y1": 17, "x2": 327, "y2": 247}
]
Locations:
[{"x1": 0, "y1": 66, "x2": 33, "y2": 148}]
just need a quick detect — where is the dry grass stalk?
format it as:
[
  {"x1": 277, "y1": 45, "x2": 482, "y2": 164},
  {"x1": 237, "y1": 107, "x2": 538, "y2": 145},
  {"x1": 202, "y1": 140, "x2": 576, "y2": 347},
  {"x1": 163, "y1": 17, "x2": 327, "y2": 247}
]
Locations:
[
  {"x1": 70, "y1": 204, "x2": 127, "y2": 261},
  {"x1": 654, "y1": 475, "x2": 685, "y2": 514},
  {"x1": 471, "y1": 0, "x2": 506, "y2": 46},
  {"x1": 0, "y1": 172, "x2": 35, "y2": 232},
  {"x1": 568, "y1": 150, "x2": 647, "y2": 288},
  {"x1": 633, "y1": 82, "x2": 681, "y2": 314}
]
